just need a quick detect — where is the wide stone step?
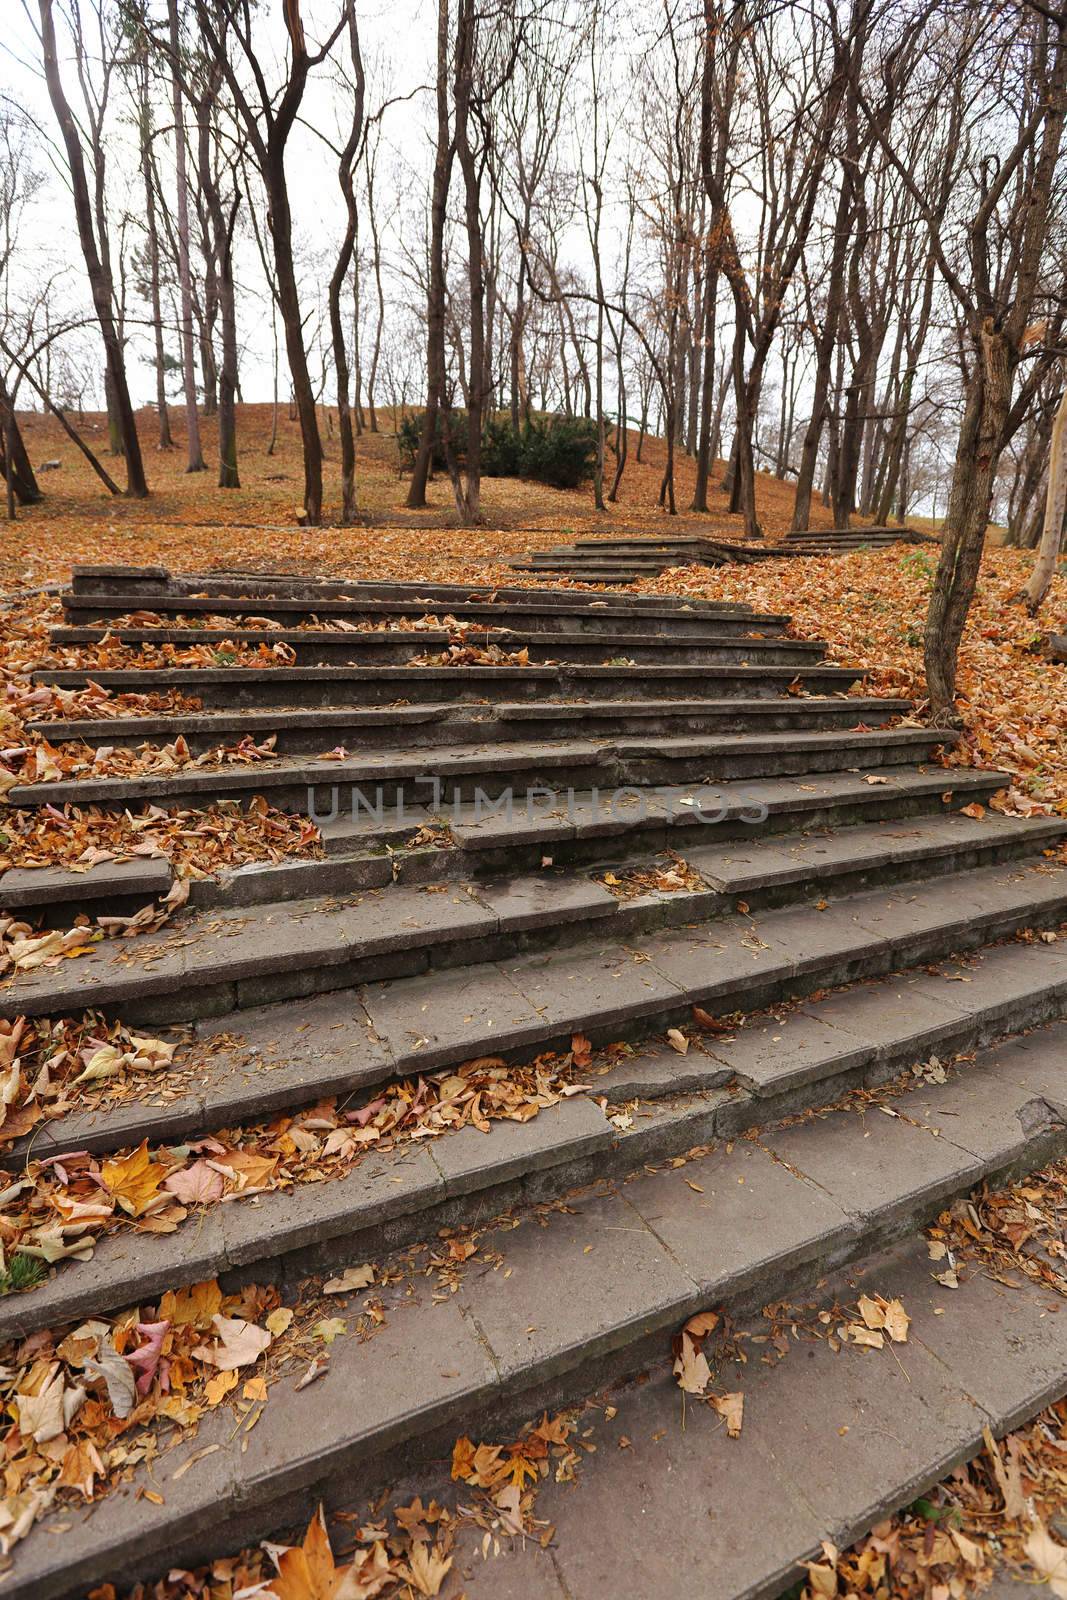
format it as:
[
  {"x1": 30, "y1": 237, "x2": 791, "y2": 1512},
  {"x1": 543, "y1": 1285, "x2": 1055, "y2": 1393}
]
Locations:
[
  {"x1": 8, "y1": 726, "x2": 956, "y2": 813},
  {"x1": 10, "y1": 1020, "x2": 1067, "y2": 1600},
  {"x1": 450, "y1": 1229, "x2": 1063, "y2": 1600},
  {"x1": 34, "y1": 660, "x2": 864, "y2": 708},
  {"x1": 62, "y1": 590, "x2": 788, "y2": 636},
  {"x1": 0, "y1": 763, "x2": 1007, "y2": 932},
  {"x1": 783, "y1": 524, "x2": 936, "y2": 543},
  {"x1": 12, "y1": 855, "x2": 1067, "y2": 1141},
  {"x1": 68, "y1": 567, "x2": 745, "y2": 612},
  {"x1": 28, "y1": 696, "x2": 911, "y2": 755},
  {"x1": 49, "y1": 624, "x2": 822, "y2": 667},
  {"x1": 11, "y1": 938, "x2": 1067, "y2": 1345}
]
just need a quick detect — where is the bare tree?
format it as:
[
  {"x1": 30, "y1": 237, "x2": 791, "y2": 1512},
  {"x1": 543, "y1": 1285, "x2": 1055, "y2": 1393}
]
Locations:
[
  {"x1": 35, "y1": 0, "x2": 148, "y2": 496},
  {"x1": 194, "y1": 0, "x2": 347, "y2": 524},
  {"x1": 870, "y1": 0, "x2": 1067, "y2": 713}
]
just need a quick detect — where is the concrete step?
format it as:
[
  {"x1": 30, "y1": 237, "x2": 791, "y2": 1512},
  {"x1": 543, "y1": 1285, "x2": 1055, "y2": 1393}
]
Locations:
[
  {"x1": 8, "y1": 726, "x2": 957, "y2": 813},
  {"x1": 11, "y1": 938, "x2": 1067, "y2": 1342},
  {"x1": 10, "y1": 850, "x2": 1066, "y2": 1125},
  {"x1": 49, "y1": 624, "x2": 823, "y2": 667},
  {"x1": 10, "y1": 1019, "x2": 1067, "y2": 1600},
  {"x1": 67, "y1": 567, "x2": 747, "y2": 612},
  {"x1": 0, "y1": 765, "x2": 1005, "y2": 929},
  {"x1": 62, "y1": 590, "x2": 788, "y2": 636},
  {"x1": 783, "y1": 525, "x2": 936, "y2": 543},
  {"x1": 28, "y1": 696, "x2": 912, "y2": 756},
  {"x1": 448, "y1": 1228, "x2": 1064, "y2": 1600},
  {"x1": 0, "y1": 856, "x2": 174, "y2": 924},
  {"x1": 34, "y1": 661, "x2": 865, "y2": 708}
]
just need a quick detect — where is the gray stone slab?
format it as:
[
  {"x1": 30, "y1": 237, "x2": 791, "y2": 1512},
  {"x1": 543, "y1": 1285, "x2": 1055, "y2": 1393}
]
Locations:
[
  {"x1": 998, "y1": 1024, "x2": 1067, "y2": 1114},
  {"x1": 622, "y1": 1140, "x2": 853, "y2": 1299},
  {"x1": 177, "y1": 901, "x2": 351, "y2": 988},
  {"x1": 238, "y1": 1294, "x2": 497, "y2": 1499},
  {"x1": 764, "y1": 1105, "x2": 983, "y2": 1227},
  {"x1": 913, "y1": 937, "x2": 1067, "y2": 1024},
  {"x1": 445, "y1": 1539, "x2": 568, "y2": 1599},
  {"x1": 502, "y1": 940, "x2": 685, "y2": 1030},
  {"x1": 799, "y1": 977, "x2": 972, "y2": 1072},
  {"x1": 767, "y1": 899, "x2": 890, "y2": 983},
  {"x1": 754, "y1": 1295, "x2": 984, "y2": 1544},
  {"x1": 637, "y1": 921, "x2": 794, "y2": 1003},
  {"x1": 460, "y1": 1189, "x2": 696, "y2": 1383},
  {"x1": 0, "y1": 1204, "x2": 228, "y2": 1342},
  {"x1": 312, "y1": 882, "x2": 495, "y2": 958},
  {"x1": 901, "y1": 1056, "x2": 1065, "y2": 1166},
  {"x1": 595, "y1": 1035, "x2": 736, "y2": 1098},
  {"x1": 526, "y1": 1370, "x2": 823, "y2": 1600},
  {"x1": 223, "y1": 1144, "x2": 442, "y2": 1266},
  {"x1": 430, "y1": 1095, "x2": 612, "y2": 1196},
  {"x1": 362, "y1": 961, "x2": 547, "y2": 1069},
  {"x1": 471, "y1": 873, "x2": 617, "y2": 934},
  {"x1": 850, "y1": 1242, "x2": 1067, "y2": 1435},
  {"x1": 708, "y1": 1008, "x2": 870, "y2": 1096},
  {"x1": 0, "y1": 856, "x2": 172, "y2": 906}
]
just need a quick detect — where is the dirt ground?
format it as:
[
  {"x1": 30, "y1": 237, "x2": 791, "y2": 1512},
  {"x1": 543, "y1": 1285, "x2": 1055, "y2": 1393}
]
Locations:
[{"x1": 8, "y1": 402, "x2": 845, "y2": 588}]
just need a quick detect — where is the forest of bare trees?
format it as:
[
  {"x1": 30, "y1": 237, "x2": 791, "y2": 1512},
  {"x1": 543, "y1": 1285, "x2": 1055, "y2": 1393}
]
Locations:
[{"x1": 2, "y1": 0, "x2": 1067, "y2": 711}]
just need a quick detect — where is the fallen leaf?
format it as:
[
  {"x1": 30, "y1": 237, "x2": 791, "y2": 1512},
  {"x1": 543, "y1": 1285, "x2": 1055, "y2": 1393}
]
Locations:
[
  {"x1": 192, "y1": 1315, "x2": 272, "y2": 1371},
  {"x1": 323, "y1": 1264, "x2": 374, "y2": 1296}
]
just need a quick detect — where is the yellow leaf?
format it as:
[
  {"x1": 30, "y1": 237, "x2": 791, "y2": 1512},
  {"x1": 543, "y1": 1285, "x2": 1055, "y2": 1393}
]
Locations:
[{"x1": 100, "y1": 1140, "x2": 168, "y2": 1218}]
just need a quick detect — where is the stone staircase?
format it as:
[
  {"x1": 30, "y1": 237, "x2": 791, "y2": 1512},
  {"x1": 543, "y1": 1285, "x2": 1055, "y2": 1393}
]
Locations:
[
  {"x1": 509, "y1": 525, "x2": 939, "y2": 581},
  {"x1": 4, "y1": 563, "x2": 1067, "y2": 1599}
]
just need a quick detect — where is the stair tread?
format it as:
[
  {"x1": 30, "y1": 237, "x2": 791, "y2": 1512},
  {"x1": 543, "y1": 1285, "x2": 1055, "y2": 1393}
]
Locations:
[
  {"x1": 4, "y1": 805, "x2": 1048, "y2": 1019},
  {"x1": 10, "y1": 1020, "x2": 1067, "y2": 1600},
  {"x1": 15, "y1": 857, "x2": 1067, "y2": 1153},
  {"x1": 450, "y1": 1230, "x2": 1059, "y2": 1600},
  {"x1": 8, "y1": 725, "x2": 955, "y2": 806},
  {"x1": 29, "y1": 695, "x2": 912, "y2": 739}
]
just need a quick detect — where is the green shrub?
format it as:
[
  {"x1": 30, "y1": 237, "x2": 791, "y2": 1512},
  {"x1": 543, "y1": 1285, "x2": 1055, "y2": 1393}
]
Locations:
[
  {"x1": 397, "y1": 410, "x2": 597, "y2": 489},
  {"x1": 396, "y1": 409, "x2": 470, "y2": 471},
  {"x1": 482, "y1": 413, "x2": 524, "y2": 477},
  {"x1": 519, "y1": 415, "x2": 598, "y2": 488}
]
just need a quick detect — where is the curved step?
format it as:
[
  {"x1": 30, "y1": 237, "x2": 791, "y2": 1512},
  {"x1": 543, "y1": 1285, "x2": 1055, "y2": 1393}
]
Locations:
[{"x1": 8, "y1": 1020, "x2": 1067, "y2": 1600}]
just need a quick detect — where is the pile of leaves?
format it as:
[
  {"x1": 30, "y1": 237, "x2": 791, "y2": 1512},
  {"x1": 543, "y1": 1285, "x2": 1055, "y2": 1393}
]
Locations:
[
  {"x1": 639, "y1": 546, "x2": 1067, "y2": 815},
  {"x1": 0, "y1": 1040, "x2": 603, "y2": 1278},
  {"x1": 798, "y1": 1404, "x2": 1067, "y2": 1598},
  {"x1": 5, "y1": 730, "x2": 284, "y2": 793},
  {"x1": 0, "y1": 1275, "x2": 295, "y2": 1561},
  {"x1": 0, "y1": 875, "x2": 188, "y2": 976},
  {"x1": 410, "y1": 638, "x2": 536, "y2": 667},
  {"x1": 83, "y1": 1403, "x2": 583, "y2": 1600},
  {"x1": 0, "y1": 797, "x2": 321, "y2": 879},
  {"x1": 595, "y1": 851, "x2": 708, "y2": 900},
  {"x1": 0, "y1": 1254, "x2": 455, "y2": 1573}
]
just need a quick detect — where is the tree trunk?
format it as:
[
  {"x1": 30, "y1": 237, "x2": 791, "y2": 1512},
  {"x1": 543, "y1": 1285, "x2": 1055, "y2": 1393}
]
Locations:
[
  {"x1": 40, "y1": 0, "x2": 147, "y2": 498},
  {"x1": 408, "y1": 0, "x2": 452, "y2": 510},
  {"x1": 0, "y1": 383, "x2": 41, "y2": 504},
  {"x1": 168, "y1": 0, "x2": 206, "y2": 472},
  {"x1": 328, "y1": 0, "x2": 365, "y2": 525},
  {"x1": 925, "y1": 330, "x2": 1011, "y2": 716},
  {"x1": 452, "y1": 0, "x2": 483, "y2": 524},
  {"x1": 1022, "y1": 378, "x2": 1067, "y2": 613},
  {"x1": 139, "y1": 64, "x2": 173, "y2": 452}
]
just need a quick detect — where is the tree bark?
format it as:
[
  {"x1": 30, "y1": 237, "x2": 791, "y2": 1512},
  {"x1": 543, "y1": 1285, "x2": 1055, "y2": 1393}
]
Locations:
[
  {"x1": 0, "y1": 381, "x2": 41, "y2": 504},
  {"x1": 39, "y1": 0, "x2": 147, "y2": 497},
  {"x1": 925, "y1": 330, "x2": 1011, "y2": 716},
  {"x1": 1022, "y1": 378, "x2": 1067, "y2": 613},
  {"x1": 168, "y1": 0, "x2": 206, "y2": 472},
  {"x1": 408, "y1": 0, "x2": 453, "y2": 510}
]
